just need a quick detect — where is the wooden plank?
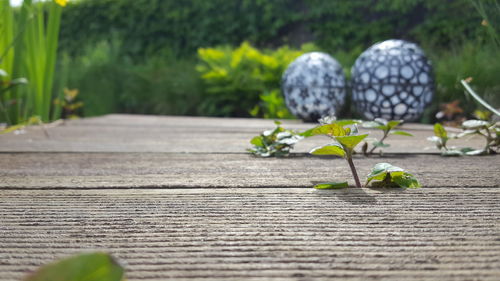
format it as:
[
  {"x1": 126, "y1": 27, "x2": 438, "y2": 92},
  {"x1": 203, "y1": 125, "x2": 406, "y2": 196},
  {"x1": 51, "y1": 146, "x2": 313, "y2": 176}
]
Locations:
[
  {"x1": 0, "y1": 153, "x2": 498, "y2": 189},
  {"x1": 0, "y1": 114, "x2": 484, "y2": 153},
  {"x1": 1, "y1": 188, "x2": 499, "y2": 281}
]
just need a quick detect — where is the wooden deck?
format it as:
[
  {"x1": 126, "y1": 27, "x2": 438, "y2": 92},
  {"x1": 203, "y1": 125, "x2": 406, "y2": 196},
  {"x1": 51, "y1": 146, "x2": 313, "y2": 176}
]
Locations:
[{"x1": 1, "y1": 114, "x2": 499, "y2": 280}]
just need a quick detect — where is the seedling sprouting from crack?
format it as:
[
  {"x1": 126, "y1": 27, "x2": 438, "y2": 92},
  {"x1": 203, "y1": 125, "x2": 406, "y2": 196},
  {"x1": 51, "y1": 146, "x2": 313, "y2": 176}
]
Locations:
[
  {"x1": 361, "y1": 118, "x2": 413, "y2": 156},
  {"x1": 248, "y1": 121, "x2": 303, "y2": 157},
  {"x1": 307, "y1": 121, "x2": 367, "y2": 188},
  {"x1": 365, "y1": 162, "x2": 421, "y2": 188},
  {"x1": 428, "y1": 123, "x2": 452, "y2": 154}
]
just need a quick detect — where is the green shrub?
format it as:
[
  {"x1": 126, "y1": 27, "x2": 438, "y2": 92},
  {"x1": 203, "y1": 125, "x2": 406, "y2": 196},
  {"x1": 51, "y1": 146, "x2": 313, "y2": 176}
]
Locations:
[
  {"x1": 56, "y1": 39, "x2": 202, "y2": 117},
  {"x1": 196, "y1": 42, "x2": 318, "y2": 118},
  {"x1": 59, "y1": 0, "x2": 485, "y2": 58},
  {"x1": 426, "y1": 43, "x2": 500, "y2": 122}
]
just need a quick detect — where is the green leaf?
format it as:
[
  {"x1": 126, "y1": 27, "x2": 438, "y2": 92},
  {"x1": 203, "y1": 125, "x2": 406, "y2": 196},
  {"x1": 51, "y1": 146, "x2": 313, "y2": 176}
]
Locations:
[
  {"x1": 441, "y1": 150, "x2": 463, "y2": 156},
  {"x1": 462, "y1": 120, "x2": 489, "y2": 130},
  {"x1": 308, "y1": 123, "x2": 347, "y2": 137},
  {"x1": 464, "y1": 149, "x2": 486, "y2": 156},
  {"x1": 372, "y1": 141, "x2": 390, "y2": 148},
  {"x1": 362, "y1": 121, "x2": 386, "y2": 130},
  {"x1": 23, "y1": 252, "x2": 125, "y2": 281},
  {"x1": 274, "y1": 120, "x2": 282, "y2": 126},
  {"x1": 387, "y1": 120, "x2": 403, "y2": 130},
  {"x1": 250, "y1": 136, "x2": 263, "y2": 147},
  {"x1": 310, "y1": 143, "x2": 345, "y2": 157},
  {"x1": 336, "y1": 134, "x2": 368, "y2": 150},
  {"x1": 434, "y1": 123, "x2": 448, "y2": 139},
  {"x1": 366, "y1": 162, "x2": 404, "y2": 185},
  {"x1": 392, "y1": 173, "x2": 421, "y2": 188},
  {"x1": 365, "y1": 163, "x2": 421, "y2": 189},
  {"x1": 374, "y1": 118, "x2": 388, "y2": 126},
  {"x1": 456, "y1": 129, "x2": 477, "y2": 138},
  {"x1": 390, "y1": 130, "x2": 413, "y2": 137},
  {"x1": 333, "y1": 119, "x2": 362, "y2": 126},
  {"x1": 299, "y1": 128, "x2": 315, "y2": 137},
  {"x1": 314, "y1": 181, "x2": 349, "y2": 189}
]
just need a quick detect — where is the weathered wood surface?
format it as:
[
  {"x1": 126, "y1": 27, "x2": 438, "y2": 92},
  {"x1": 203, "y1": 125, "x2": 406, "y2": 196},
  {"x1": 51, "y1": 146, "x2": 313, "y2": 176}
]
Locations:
[
  {"x1": 1, "y1": 188, "x2": 500, "y2": 281},
  {"x1": 0, "y1": 114, "x2": 499, "y2": 281},
  {"x1": 0, "y1": 114, "x2": 485, "y2": 153},
  {"x1": 0, "y1": 153, "x2": 498, "y2": 189}
]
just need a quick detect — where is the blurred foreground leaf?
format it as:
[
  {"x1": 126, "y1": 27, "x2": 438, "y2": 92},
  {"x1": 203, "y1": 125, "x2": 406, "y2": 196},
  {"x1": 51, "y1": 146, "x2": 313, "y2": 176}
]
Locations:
[{"x1": 24, "y1": 252, "x2": 125, "y2": 281}]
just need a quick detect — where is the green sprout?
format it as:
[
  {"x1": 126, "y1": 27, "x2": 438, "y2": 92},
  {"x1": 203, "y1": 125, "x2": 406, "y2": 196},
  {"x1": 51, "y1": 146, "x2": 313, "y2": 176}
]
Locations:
[
  {"x1": 361, "y1": 118, "x2": 413, "y2": 155},
  {"x1": 366, "y1": 163, "x2": 421, "y2": 188},
  {"x1": 248, "y1": 120, "x2": 303, "y2": 157},
  {"x1": 308, "y1": 121, "x2": 367, "y2": 188},
  {"x1": 429, "y1": 121, "x2": 499, "y2": 156},
  {"x1": 428, "y1": 123, "x2": 452, "y2": 153}
]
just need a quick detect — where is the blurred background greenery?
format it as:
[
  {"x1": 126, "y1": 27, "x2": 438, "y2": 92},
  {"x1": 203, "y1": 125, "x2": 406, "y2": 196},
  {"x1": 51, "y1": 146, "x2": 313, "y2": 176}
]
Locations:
[{"x1": 2, "y1": 0, "x2": 499, "y2": 125}]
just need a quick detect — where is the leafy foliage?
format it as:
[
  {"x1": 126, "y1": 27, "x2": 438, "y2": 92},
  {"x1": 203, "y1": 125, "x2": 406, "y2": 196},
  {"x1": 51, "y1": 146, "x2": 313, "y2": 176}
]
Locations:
[
  {"x1": 58, "y1": 0, "x2": 486, "y2": 58},
  {"x1": 57, "y1": 38, "x2": 203, "y2": 117},
  {"x1": 197, "y1": 42, "x2": 316, "y2": 117},
  {"x1": 429, "y1": 120, "x2": 499, "y2": 156},
  {"x1": 308, "y1": 119, "x2": 367, "y2": 188},
  {"x1": 361, "y1": 118, "x2": 413, "y2": 155},
  {"x1": 23, "y1": 252, "x2": 125, "y2": 281},
  {"x1": 366, "y1": 163, "x2": 421, "y2": 189},
  {"x1": 53, "y1": 88, "x2": 83, "y2": 119},
  {"x1": 248, "y1": 121, "x2": 303, "y2": 157}
]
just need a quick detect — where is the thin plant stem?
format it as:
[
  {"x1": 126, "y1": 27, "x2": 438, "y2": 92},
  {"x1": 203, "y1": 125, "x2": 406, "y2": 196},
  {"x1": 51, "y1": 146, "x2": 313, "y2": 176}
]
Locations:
[
  {"x1": 367, "y1": 130, "x2": 388, "y2": 155},
  {"x1": 346, "y1": 155, "x2": 362, "y2": 188},
  {"x1": 461, "y1": 79, "x2": 500, "y2": 117}
]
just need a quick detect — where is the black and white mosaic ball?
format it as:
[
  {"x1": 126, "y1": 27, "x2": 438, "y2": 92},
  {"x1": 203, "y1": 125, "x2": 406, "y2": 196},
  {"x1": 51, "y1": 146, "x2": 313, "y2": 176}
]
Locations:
[
  {"x1": 281, "y1": 52, "x2": 346, "y2": 122},
  {"x1": 351, "y1": 39, "x2": 434, "y2": 121}
]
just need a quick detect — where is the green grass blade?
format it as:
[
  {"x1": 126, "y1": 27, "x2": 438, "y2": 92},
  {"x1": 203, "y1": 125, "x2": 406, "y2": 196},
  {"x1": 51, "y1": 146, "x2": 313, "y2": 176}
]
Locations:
[{"x1": 43, "y1": 2, "x2": 62, "y2": 122}]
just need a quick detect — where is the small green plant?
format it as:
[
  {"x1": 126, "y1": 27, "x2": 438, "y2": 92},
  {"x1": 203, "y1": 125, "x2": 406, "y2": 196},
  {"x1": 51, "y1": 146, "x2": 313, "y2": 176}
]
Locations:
[
  {"x1": 23, "y1": 252, "x2": 125, "y2": 281},
  {"x1": 428, "y1": 123, "x2": 453, "y2": 153},
  {"x1": 366, "y1": 162, "x2": 421, "y2": 188},
  {"x1": 361, "y1": 118, "x2": 413, "y2": 155},
  {"x1": 308, "y1": 121, "x2": 368, "y2": 188},
  {"x1": 429, "y1": 121, "x2": 499, "y2": 156},
  {"x1": 53, "y1": 88, "x2": 84, "y2": 119},
  {"x1": 248, "y1": 121, "x2": 302, "y2": 157}
]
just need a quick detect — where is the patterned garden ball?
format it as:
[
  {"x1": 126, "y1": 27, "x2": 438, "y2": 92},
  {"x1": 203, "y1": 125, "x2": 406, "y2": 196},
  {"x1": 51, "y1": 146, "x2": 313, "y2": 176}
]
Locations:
[
  {"x1": 281, "y1": 52, "x2": 346, "y2": 122},
  {"x1": 351, "y1": 39, "x2": 434, "y2": 121}
]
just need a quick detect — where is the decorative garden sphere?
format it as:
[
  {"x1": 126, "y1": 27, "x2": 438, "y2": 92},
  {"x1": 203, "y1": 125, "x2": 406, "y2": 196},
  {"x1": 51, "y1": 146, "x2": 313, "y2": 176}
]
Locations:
[
  {"x1": 281, "y1": 52, "x2": 346, "y2": 122},
  {"x1": 351, "y1": 39, "x2": 434, "y2": 121}
]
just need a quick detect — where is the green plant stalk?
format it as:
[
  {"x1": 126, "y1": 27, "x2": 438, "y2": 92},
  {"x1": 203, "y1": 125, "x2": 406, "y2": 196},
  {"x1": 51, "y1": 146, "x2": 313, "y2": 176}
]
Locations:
[
  {"x1": 17, "y1": 0, "x2": 63, "y2": 123},
  {"x1": 0, "y1": 0, "x2": 16, "y2": 123},
  {"x1": 461, "y1": 79, "x2": 500, "y2": 117},
  {"x1": 43, "y1": 2, "x2": 62, "y2": 121},
  {"x1": 345, "y1": 152, "x2": 362, "y2": 188},
  {"x1": 367, "y1": 129, "x2": 388, "y2": 155}
]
